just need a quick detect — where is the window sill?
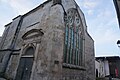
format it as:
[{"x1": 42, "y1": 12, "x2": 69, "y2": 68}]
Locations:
[
  {"x1": 21, "y1": 55, "x2": 34, "y2": 58},
  {"x1": 62, "y1": 63, "x2": 86, "y2": 71}
]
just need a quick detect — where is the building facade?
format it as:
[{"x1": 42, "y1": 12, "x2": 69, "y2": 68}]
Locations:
[
  {"x1": 96, "y1": 56, "x2": 120, "y2": 79},
  {"x1": 95, "y1": 58, "x2": 110, "y2": 78},
  {"x1": 0, "y1": 0, "x2": 95, "y2": 80}
]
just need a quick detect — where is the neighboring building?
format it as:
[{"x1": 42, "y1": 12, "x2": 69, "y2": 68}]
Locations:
[
  {"x1": 0, "y1": 0, "x2": 95, "y2": 80},
  {"x1": 96, "y1": 56, "x2": 120, "y2": 79},
  {"x1": 113, "y1": 0, "x2": 120, "y2": 27},
  {"x1": 95, "y1": 60, "x2": 100, "y2": 77},
  {"x1": 95, "y1": 57, "x2": 110, "y2": 78}
]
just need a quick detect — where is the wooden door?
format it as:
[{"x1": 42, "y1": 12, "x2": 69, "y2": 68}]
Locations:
[
  {"x1": 15, "y1": 57, "x2": 33, "y2": 80},
  {"x1": 15, "y1": 47, "x2": 34, "y2": 80}
]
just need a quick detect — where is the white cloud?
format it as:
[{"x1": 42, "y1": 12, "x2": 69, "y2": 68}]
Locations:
[
  {"x1": 1, "y1": 0, "x2": 47, "y2": 15},
  {"x1": 76, "y1": 0, "x2": 100, "y2": 15},
  {"x1": 9, "y1": 0, "x2": 33, "y2": 15},
  {"x1": 87, "y1": 10, "x2": 93, "y2": 15},
  {"x1": 94, "y1": 29, "x2": 120, "y2": 44},
  {"x1": 97, "y1": 9, "x2": 112, "y2": 18},
  {"x1": 91, "y1": 17, "x2": 120, "y2": 45},
  {"x1": 82, "y1": 0, "x2": 120, "y2": 57},
  {"x1": 0, "y1": 0, "x2": 8, "y2": 3},
  {"x1": 83, "y1": 0, "x2": 99, "y2": 9},
  {"x1": 0, "y1": 0, "x2": 47, "y2": 36},
  {"x1": 10, "y1": 0, "x2": 39, "y2": 15}
]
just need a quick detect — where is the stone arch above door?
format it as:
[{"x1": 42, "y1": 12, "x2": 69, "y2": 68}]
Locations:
[
  {"x1": 22, "y1": 43, "x2": 36, "y2": 56},
  {"x1": 22, "y1": 29, "x2": 44, "y2": 44},
  {"x1": 22, "y1": 29, "x2": 44, "y2": 40}
]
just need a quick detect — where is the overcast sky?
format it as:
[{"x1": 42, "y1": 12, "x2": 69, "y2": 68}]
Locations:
[{"x1": 0, "y1": 0, "x2": 120, "y2": 57}]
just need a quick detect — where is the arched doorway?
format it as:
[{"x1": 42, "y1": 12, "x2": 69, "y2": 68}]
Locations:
[{"x1": 15, "y1": 47, "x2": 35, "y2": 80}]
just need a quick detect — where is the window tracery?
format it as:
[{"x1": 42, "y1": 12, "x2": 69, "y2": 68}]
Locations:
[{"x1": 64, "y1": 8, "x2": 83, "y2": 66}]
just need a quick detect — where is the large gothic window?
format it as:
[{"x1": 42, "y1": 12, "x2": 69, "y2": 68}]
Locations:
[{"x1": 64, "y1": 9, "x2": 83, "y2": 66}]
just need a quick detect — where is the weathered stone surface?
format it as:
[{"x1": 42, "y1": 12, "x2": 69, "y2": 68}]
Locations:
[
  {"x1": 0, "y1": 0, "x2": 95, "y2": 80},
  {"x1": 0, "y1": 78, "x2": 6, "y2": 80},
  {"x1": 53, "y1": 0, "x2": 61, "y2": 5},
  {"x1": 62, "y1": 68, "x2": 86, "y2": 80},
  {"x1": 85, "y1": 32, "x2": 95, "y2": 80}
]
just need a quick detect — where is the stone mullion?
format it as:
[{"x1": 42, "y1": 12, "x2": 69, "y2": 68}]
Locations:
[
  {"x1": 65, "y1": 16, "x2": 69, "y2": 64},
  {"x1": 74, "y1": 34, "x2": 77, "y2": 65},
  {"x1": 63, "y1": 25, "x2": 68, "y2": 63},
  {"x1": 73, "y1": 22, "x2": 76, "y2": 65},
  {"x1": 69, "y1": 28, "x2": 72, "y2": 64},
  {"x1": 78, "y1": 34, "x2": 80, "y2": 66},
  {"x1": 75, "y1": 26, "x2": 78, "y2": 65},
  {"x1": 80, "y1": 35, "x2": 83, "y2": 66},
  {"x1": 75, "y1": 14, "x2": 78, "y2": 65},
  {"x1": 77, "y1": 32, "x2": 79, "y2": 65},
  {"x1": 72, "y1": 26, "x2": 75, "y2": 64},
  {"x1": 77, "y1": 26, "x2": 80, "y2": 65},
  {"x1": 73, "y1": 32, "x2": 75, "y2": 65},
  {"x1": 66, "y1": 26, "x2": 70, "y2": 64},
  {"x1": 70, "y1": 28, "x2": 74, "y2": 64},
  {"x1": 68, "y1": 27, "x2": 72, "y2": 64},
  {"x1": 66, "y1": 26, "x2": 69, "y2": 63},
  {"x1": 79, "y1": 34, "x2": 81, "y2": 66}
]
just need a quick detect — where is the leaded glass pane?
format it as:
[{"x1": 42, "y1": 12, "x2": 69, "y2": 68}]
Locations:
[
  {"x1": 64, "y1": 44, "x2": 67, "y2": 63},
  {"x1": 68, "y1": 46, "x2": 71, "y2": 64},
  {"x1": 65, "y1": 27, "x2": 68, "y2": 44},
  {"x1": 76, "y1": 49, "x2": 79, "y2": 65}
]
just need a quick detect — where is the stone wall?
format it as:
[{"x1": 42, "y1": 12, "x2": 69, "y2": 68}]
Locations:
[
  {"x1": 62, "y1": 68, "x2": 85, "y2": 80},
  {"x1": 4, "y1": 1, "x2": 54, "y2": 79},
  {"x1": 0, "y1": 23, "x2": 11, "y2": 50},
  {"x1": 31, "y1": 4, "x2": 65, "y2": 80},
  {"x1": 85, "y1": 32, "x2": 95, "y2": 80}
]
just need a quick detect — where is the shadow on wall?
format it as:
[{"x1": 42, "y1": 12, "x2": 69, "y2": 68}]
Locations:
[{"x1": 96, "y1": 77, "x2": 120, "y2": 80}]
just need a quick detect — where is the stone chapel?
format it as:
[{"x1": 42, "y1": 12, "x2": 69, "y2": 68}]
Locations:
[{"x1": 0, "y1": 0, "x2": 95, "y2": 80}]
